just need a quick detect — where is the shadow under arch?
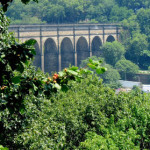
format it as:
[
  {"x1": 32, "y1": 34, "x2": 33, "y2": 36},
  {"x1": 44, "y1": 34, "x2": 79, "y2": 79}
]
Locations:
[
  {"x1": 106, "y1": 35, "x2": 115, "y2": 42},
  {"x1": 61, "y1": 37, "x2": 74, "y2": 70},
  {"x1": 44, "y1": 38, "x2": 58, "y2": 74},
  {"x1": 76, "y1": 37, "x2": 89, "y2": 66},
  {"x1": 32, "y1": 39, "x2": 41, "y2": 69},
  {"x1": 92, "y1": 36, "x2": 102, "y2": 56}
]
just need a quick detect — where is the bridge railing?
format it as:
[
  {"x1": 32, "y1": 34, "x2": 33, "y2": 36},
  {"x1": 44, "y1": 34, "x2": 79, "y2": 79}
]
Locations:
[{"x1": 9, "y1": 24, "x2": 121, "y2": 32}]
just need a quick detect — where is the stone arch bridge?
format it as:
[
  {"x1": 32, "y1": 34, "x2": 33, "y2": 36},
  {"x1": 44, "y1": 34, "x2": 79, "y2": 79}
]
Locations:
[{"x1": 9, "y1": 24, "x2": 121, "y2": 73}]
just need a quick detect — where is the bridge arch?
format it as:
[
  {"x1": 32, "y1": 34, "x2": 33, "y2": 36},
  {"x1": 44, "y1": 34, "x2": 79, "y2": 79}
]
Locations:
[
  {"x1": 32, "y1": 39, "x2": 41, "y2": 69},
  {"x1": 91, "y1": 36, "x2": 102, "y2": 56},
  {"x1": 76, "y1": 36, "x2": 89, "y2": 66},
  {"x1": 106, "y1": 35, "x2": 115, "y2": 42},
  {"x1": 44, "y1": 38, "x2": 58, "y2": 74},
  {"x1": 61, "y1": 37, "x2": 74, "y2": 70}
]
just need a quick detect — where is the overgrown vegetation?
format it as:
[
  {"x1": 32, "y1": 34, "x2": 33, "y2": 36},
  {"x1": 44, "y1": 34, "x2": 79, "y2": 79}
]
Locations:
[{"x1": 1, "y1": 72, "x2": 150, "y2": 149}]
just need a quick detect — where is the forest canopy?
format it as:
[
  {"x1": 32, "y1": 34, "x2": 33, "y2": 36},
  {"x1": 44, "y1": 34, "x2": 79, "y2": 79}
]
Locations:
[{"x1": 5, "y1": 0, "x2": 150, "y2": 24}]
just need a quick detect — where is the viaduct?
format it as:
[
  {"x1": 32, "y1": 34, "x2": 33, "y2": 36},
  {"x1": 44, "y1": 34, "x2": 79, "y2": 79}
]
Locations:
[{"x1": 9, "y1": 24, "x2": 121, "y2": 74}]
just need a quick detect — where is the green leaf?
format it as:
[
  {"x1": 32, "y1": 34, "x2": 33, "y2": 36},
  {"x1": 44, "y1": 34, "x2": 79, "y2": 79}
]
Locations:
[
  {"x1": 88, "y1": 63, "x2": 96, "y2": 69},
  {"x1": 99, "y1": 60, "x2": 103, "y2": 63},
  {"x1": 31, "y1": 49, "x2": 36, "y2": 55},
  {"x1": 25, "y1": 39, "x2": 37, "y2": 46},
  {"x1": 96, "y1": 67, "x2": 106, "y2": 74},
  {"x1": 54, "y1": 83, "x2": 61, "y2": 90},
  {"x1": 33, "y1": 83, "x2": 38, "y2": 91},
  {"x1": 59, "y1": 71, "x2": 65, "y2": 77},
  {"x1": 1, "y1": 54, "x2": 5, "y2": 58},
  {"x1": 70, "y1": 66, "x2": 79, "y2": 71},
  {"x1": 67, "y1": 70, "x2": 78, "y2": 76},
  {"x1": 89, "y1": 58, "x2": 93, "y2": 63},
  {"x1": 0, "y1": 145, "x2": 9, "y2": 150},
  {"x1": 80, "y1": 69, "x2": 93, "y2": 75},
  {"x1": 11, "y1": 76, "x2": 21, "y2": 84},
  {"x1": 92, "y1": 60, "x2": 99, "y2": 65},
  {"x1": 0, "y1": 99, "x2": 7, "y2": 104},
  {"x1": 24, "y1": 60, "x2": 30, "y2": 67},
  {"x1": 16, "y1": 63, "x2": 24, "y2": 73},
  {"x1": 19, "y1": 107, "x2": 25, "y2": 115},
  {"x1": 61, "y1": 84, "x2": 69, "y2": 92}
]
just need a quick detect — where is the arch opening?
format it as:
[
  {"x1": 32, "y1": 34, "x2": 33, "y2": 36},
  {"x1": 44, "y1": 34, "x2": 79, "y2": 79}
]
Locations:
[
  {"x1": 92, "y1": 36, "x2": 102, "y2": 56},
  {"x1": 76, "y1": 37, "x2": 89, "y2": 66},
  {"x1": 61, "y1": 37, "x2": 74, "y2": 70},
  {"x1": 32, "y1": 39, "x2": 41, "y2": 69},
  {"x1": 44, "y1": 38, "x2": 58, "y2": 74},
  {"x1": 106, "y1": 35, "x2": 115, "y2": 42}
]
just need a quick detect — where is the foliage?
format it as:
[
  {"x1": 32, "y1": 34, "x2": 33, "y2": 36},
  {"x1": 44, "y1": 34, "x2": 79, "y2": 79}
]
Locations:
[
  {"x1": 80, "y1": 56, "x2": 105, "y2": 68},
  {"x1": 125, "y1": 33, "x2": 148, "y2": 65},
  {"x1": 0, "y1": 7, "x2": 107, "y2": 148},
  {"x1": 80, "y1": 56, "x2": 121, "y2": 88},
  {"x1": 101, "y1": 41, "x2": 125, "y2": 66},
  {"x1": 5, "y1": 0, "x2": 150, "y2": 24},
  {"x1": 137, "y1": 8, "x2": 150, "y2": 36},
  {"x1": 115, "y1": 0, "x2": 150, "y2": 10},
  {"x1": 120, "y1": 9, "x2": 150, "y2": 70},
  {"x1": 110, "y1": 5, "x2": 134, "y2": 22},
  {"x1": 79, "y1": 129, "x2": 140, "y2": 150},
  {"x1": 0, "y1": 9, "x2": 37, "y2": 113},
  {"x1": 121, "y1": 15, "x2": 140, "y2": 35},
  {"x1": 1, "y1": 75, "x2": 149, "y2": 149},
  {"x1": 0, "y1": 0, "x2": 38, "y2": 12},
  {"x1": 1, "y1": 0, "x2": 150, "y2": 149},
  {"x1": 0, "y1": 145, "x2": 8, "y2": 150},
  {"x1": 115, "y1": 59, "x2": 139, "y2": 79},
  {"x1": 100, "y1": 64, "x2": 121, "y2": 88}
]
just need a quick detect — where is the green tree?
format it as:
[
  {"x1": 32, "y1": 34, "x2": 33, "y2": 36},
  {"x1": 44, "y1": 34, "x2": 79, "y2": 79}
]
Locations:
[
  {"x1": 102, "y1": 41, "x2": 125, "y2": 66},
  {"x1": 100, "y1": 64, "x2": 121, "y2": 88},
  {"x1": 137, "y1": 8, "x2": 150, "y2": 35},
  {"x1": 121, "y1": 15, "x2": 140, "y2": 34},
  {"x1": 42, "y1": 4, "x2": 65, "y2": 23},
  {"x1": 80, "y1": 57, "x2": 121, "y2": 88},
  {"x1": 137, "y1": 8, "x2": 150, "y2": 51},
  {"x1": 115, "y1": 0, "x2": 149, "y2": 10},
  {"x1": 1, "y1": 0, "x2": 38, "y2": 12},
  {"x1": 109, "y1": 6, "x2": 133, "y2": 22},
  {"x1": 115, "y1": 59, "x2": 139, "y2": 80},
  {"x1": 125, "y1": 33, "x2": 149, "y2": 65}
]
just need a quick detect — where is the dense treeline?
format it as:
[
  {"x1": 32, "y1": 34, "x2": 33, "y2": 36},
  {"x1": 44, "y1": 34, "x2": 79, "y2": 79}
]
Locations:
[{"x1": 6, "y1": 0, "x2": 150, "y2": 24}]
